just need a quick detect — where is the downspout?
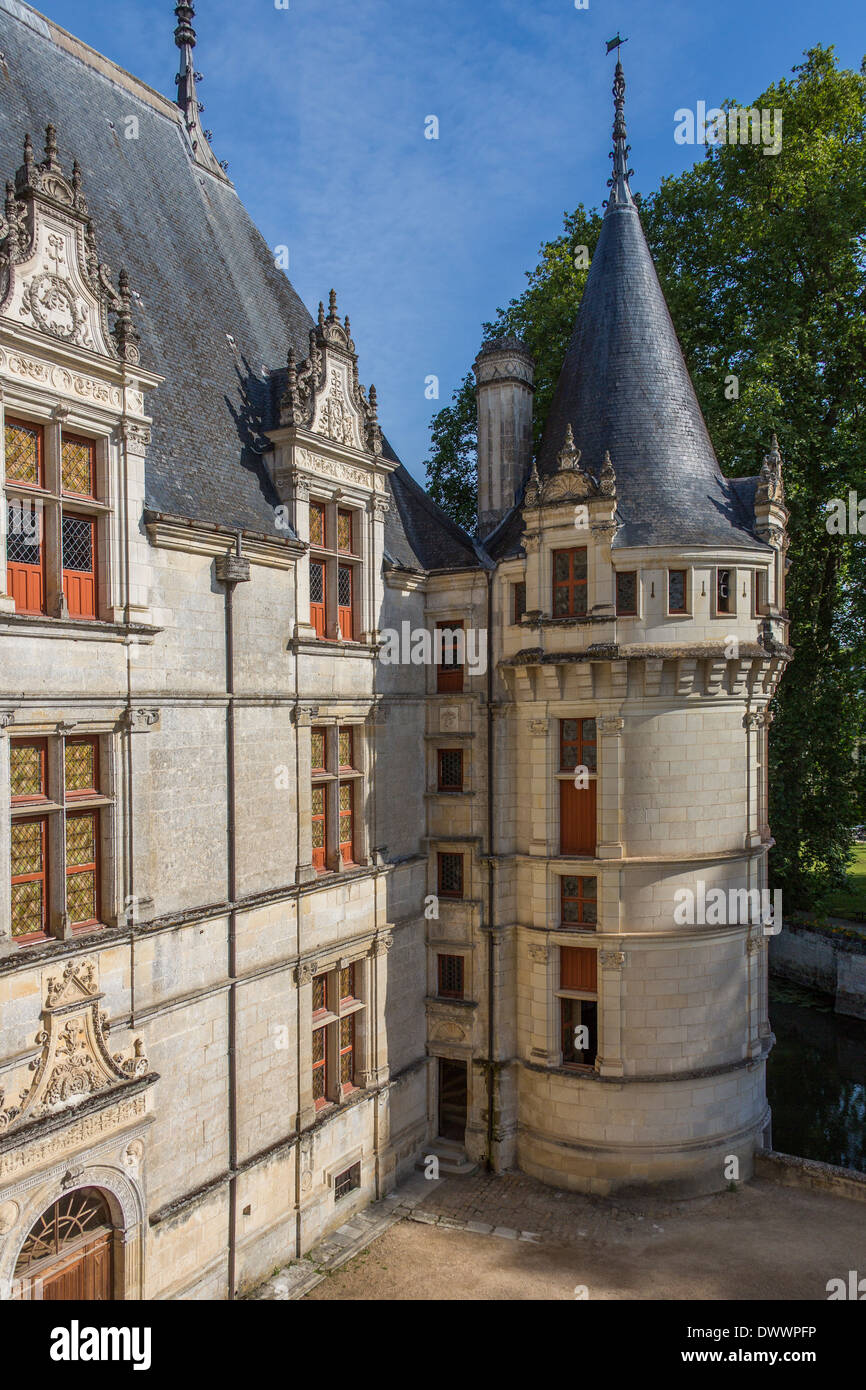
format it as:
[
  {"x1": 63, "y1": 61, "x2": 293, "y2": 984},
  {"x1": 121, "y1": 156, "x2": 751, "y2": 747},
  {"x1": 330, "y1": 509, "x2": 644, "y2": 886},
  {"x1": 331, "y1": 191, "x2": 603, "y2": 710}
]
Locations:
[
  {"x1": 485, "y1": 567, "x2": 496, "y2": 1170},
  {"x1": 122, "y1": 421, "x2": 136, "y2": 1024},
  {"x1": 216, "y1": 533, "x2": 250, "y2": 1300}
]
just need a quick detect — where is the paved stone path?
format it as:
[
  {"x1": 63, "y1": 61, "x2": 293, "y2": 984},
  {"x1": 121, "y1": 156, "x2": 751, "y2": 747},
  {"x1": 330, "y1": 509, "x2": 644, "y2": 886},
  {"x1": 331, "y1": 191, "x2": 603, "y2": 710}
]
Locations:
[{"x1": 246, "y1": 1171, "x2": 440, "y2": 1300}]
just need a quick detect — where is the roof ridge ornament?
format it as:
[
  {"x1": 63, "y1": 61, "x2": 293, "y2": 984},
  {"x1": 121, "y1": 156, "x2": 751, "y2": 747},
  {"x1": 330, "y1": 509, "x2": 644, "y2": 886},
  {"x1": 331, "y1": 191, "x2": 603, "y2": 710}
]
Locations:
[
  {"x1": 604, "y1": 45, "x2": 636, "y2": 215},
  {"x1": 173, "y1": 3, "x2": 229, "y2": 180},
  {"x1": 757, "y1": 432, "x2": 785, "y2": 505},
  {"x1": 558, "y1": 422, "x2": 582, "y2": 471}
]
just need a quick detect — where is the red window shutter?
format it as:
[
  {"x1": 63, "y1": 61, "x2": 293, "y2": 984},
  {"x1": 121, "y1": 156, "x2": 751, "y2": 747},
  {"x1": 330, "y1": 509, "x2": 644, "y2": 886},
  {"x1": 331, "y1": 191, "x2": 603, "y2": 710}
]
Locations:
[
  {"x1": 337, "y1": 564, "x2": 353, "y2": 640},
  {"x1": 62, "y1": 514, "x2": 97, "y2": 619},
  {"x1": 560, "y1": 779, "x2": 597, "y2": 855},
  {"x1": 311, "y1": 783, "x2": 327, "y2": 870},
  {"x1": 560, "y1": 946, "x2": 597, "y2": 992},
  {"x1": 339, "y1": 781, "x2": 354, "y2": 863},
  {"x1": 310, "y1": 560, "x2": 326, "y2": 638},
  {"x1": 8, "y1": 560, "x2": 44, "y2": 614},
  {"x1": 436, "y1": 621, "x2": 464, "y2": 693}
]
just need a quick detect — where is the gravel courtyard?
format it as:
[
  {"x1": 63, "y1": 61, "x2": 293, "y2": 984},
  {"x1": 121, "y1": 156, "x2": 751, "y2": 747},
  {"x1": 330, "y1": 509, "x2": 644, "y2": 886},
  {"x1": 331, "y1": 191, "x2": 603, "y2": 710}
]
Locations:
[{"x1": 304, "y1": 1170, "x2": 866, "y2": 1301}]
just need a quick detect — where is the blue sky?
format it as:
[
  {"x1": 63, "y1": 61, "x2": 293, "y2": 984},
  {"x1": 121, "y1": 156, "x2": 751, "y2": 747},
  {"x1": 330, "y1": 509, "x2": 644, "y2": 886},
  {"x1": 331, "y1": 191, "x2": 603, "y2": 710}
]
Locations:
[{"x1": 40, "y1": 0, "x2": 865, "y2": 481}]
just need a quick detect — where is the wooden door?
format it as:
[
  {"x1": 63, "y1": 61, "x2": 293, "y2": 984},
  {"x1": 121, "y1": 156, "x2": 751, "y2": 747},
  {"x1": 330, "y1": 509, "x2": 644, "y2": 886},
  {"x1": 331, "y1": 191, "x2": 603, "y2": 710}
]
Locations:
[
  {"x1": 31, "y1": 1231, "x2": 113, "y2": 1301},
  {"x1": 560, "y1": 779, "x2": 597, "y2": 855},
  {"x1": 438, "y1": 1058, "x2": 467, "y2": 1141}
]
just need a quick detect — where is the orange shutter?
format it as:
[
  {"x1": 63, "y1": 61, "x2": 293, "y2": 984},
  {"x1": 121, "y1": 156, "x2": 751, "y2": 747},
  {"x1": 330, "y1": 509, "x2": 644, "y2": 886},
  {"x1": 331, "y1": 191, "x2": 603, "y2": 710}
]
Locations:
[
  {"x1": 560, "y1": 946, "x2": 597, "y2": 992},
  {"x1": 310, "y1": 560, "x2": 326, "y2": 638},
  {"x1": 337, "y1": 564, "x2": 353, "y2": 640},
  {"x1": 560, "y1": 779, "x2": 597, "y2": 855},
  {"x1": 8, "y1": 560, "x2": 44, "y2": 614},
  {"x1": 62, "y1": 514, "x2": 97, "y2": 619}
]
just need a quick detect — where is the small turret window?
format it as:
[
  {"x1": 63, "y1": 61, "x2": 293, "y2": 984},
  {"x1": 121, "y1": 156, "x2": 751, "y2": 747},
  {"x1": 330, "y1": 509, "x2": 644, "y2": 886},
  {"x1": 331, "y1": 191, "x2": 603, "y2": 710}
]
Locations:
[
  {"x1": 668, "y1": 570, "x2": 687, "y2": 614},
  {"x1": 716, "y1": 568, "x2": 734, "y2": 615},
  {"x1": 615, "y1": 571, "x2": 637, "y2": 616}
]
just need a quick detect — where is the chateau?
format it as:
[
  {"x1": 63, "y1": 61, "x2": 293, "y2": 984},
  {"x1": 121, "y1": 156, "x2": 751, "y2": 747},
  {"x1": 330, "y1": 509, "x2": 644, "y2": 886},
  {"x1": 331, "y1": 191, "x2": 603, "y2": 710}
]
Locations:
[{"x1": 0, "y1": 2, "x2": 790, "y2": 1300}]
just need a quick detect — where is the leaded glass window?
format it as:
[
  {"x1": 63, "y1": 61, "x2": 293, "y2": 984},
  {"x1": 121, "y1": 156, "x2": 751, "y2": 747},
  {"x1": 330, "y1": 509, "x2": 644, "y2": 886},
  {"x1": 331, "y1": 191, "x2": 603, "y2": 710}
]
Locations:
[
  {"x1": 61, "y1": 434, "x2": 95, "y2": 497},
  {"x1": 4, "y1": 419, "x2": 42, "y2": 486},
  {"x1": 65, "y1": 739, "x2": 97, "y2": 796}
]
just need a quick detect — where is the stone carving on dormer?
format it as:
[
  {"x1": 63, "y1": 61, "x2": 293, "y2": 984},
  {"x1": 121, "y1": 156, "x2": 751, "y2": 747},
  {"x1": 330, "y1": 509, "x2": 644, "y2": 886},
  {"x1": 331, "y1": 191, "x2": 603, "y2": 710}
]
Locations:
[
  {"x1": 756, "y1": 433, "x2": 785, "y2": 507},
  {"x1": 0, "y1": 959, "x2": 148, "y2": 1134},
  {"x1": 523, "y1": 424, "x2": 616, "y2": 508},
  {"x1": 0, "y1": 128, "x2": 140, "y2": 365},
  {"x1": 278, "y1": 290, "x2": 383, "y2": 456}
]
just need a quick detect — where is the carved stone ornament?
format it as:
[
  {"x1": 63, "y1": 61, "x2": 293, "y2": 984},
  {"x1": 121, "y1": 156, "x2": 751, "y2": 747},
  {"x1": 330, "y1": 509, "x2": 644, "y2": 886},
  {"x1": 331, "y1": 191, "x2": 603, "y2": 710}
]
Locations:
[
  {"x1": 756, "y1": 433, "x2": 785, "y2": 507},
  {"x1": 0, "y1": 959, "x2": 148, "y2": 1134},
  {"x1": 125, "y1": 708, "x2": 160, "y2": 732},
  {"x1": 524, "y1": 424, "x2": 616, "y2": 509},
  {"x1": 0, "y1": 710, "x2": 15, "y2": 731},
  {"x1": 296, "y1": 961, "x2": 318, "y2": 986},
  {"x1": 0, "y1": 128, "x2": 140, "y2": 363},
  {"x1": 599, "y1": 951, "x2": 626, "y2": 969},
  {"x1": 528, "y1": 944, "x2": 549, "y2": 963},
  {"x1": 597, "y1": 715, "x2": 625, "y2": 735},
  {"x1": 278, "y1": 290, "x2": 382, "y2": 456}
]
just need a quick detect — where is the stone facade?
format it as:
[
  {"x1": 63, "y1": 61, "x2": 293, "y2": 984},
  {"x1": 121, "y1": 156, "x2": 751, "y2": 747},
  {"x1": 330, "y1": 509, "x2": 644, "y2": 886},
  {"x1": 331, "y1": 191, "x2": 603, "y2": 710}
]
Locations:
[{"x1": 0, "y1": 3, "x2": 792, "y2": 1301}]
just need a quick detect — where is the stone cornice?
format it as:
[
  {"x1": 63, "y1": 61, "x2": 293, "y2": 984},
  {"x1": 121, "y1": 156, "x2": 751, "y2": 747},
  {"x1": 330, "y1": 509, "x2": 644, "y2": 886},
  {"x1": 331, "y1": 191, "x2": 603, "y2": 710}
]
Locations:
[{"x1": 145, "y1": 514, "x2": 303, "y2": 567}]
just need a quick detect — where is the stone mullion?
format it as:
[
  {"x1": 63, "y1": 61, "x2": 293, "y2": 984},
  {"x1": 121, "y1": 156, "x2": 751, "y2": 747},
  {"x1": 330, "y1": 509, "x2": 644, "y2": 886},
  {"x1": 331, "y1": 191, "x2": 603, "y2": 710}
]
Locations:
[
  {"x1": 0, "y1": 713, "x2": 13, "y2": 942},
  {"x1": 43, "y1": 417, "x2": 65, "y2": 619},
  {"x1": 596, "y1": 948, "x2": 625, "y2": 1077},
  {"x1": 296, "y1": 963, "x2": 318, "y2": 1129},
  {"x1": 368, "y1": 934, "x2": 392, "y2": 1085},
  {"x1": 289, "y1": 470, "x2": 316, "y2": 641},
  {"x1": 367, "y1": 495, "x2": 389, "y2": 643},
  {"x1": 0, "y1": 393, "x2": 14, "y2": 613},
  {"x1": 293, "y1": 706, "x2": 317, "y2": 885},
  {"x1": 47, "y1": 735, "x2": 67, "y2": 937},
  {"x1": 526, "y1": 717, "x2": 550, "y2": 857},
  {"x1": 596, "y1": 716, "x2": 624, "y2": 862}
]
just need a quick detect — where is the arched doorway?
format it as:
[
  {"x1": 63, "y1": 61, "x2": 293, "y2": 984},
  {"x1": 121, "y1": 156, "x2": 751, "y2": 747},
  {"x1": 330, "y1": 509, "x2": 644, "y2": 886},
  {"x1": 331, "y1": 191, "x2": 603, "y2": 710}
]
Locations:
[{"x1": 13, "y1": 1188, "x2": 114, "y2": 1300}]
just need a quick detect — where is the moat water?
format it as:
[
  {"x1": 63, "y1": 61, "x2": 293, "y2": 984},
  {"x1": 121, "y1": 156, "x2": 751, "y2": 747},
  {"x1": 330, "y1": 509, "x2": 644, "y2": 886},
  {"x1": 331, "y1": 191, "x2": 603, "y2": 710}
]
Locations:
[{"x1": 767, "y1": 979, "x2": 866, "y2": 1173}]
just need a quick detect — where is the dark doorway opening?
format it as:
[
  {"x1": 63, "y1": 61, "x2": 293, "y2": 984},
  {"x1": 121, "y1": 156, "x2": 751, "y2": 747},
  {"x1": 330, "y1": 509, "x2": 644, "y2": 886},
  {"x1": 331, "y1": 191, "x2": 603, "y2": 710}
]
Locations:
[{"x1": 438, "y1": 1058, "x2": 467, "y2": 1141}]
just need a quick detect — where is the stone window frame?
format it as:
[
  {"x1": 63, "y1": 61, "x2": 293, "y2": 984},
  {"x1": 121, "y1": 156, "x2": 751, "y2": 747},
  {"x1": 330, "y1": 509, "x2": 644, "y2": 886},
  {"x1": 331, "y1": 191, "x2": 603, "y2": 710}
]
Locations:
[
  {"x1": 2, "y1": 403, "x2": 116, "y2": 622},
  {"x1": 555, "y1": 945, "x2": 599, "y2": 1071},
  {"x1": 666, "y1": 566, "x2": 692, "y2": 617},
  {"x1": 551, "y1": 545, "x2": 588, "y2": 618},
  {"x1": 309, "y1": 722, "x2": 366, "y2": 874},
  {"x1": 4, "y1": 727, "x2": 117, "y2": 946},
  {"x1": 309, "y1": 957, "x2": 368, "y2": 1113},
  {"x1": 435, "y1": 746, "x2": 464, "y2": 793},
  {"x1": 713, "y1": 565, "x2": 738, "y2": 619},
  {"x1": 307, "y1": 495, "x2": 363, "y2": 642},
  {"x1": 614, "y1": 568, "x2": 639, "y2": 617},
  {"x1": 436, "y1": 952, "x2": 465, "y2": 999},
  {"x1": 752, "y1": 567, "x2": 771, "y2": 617}
]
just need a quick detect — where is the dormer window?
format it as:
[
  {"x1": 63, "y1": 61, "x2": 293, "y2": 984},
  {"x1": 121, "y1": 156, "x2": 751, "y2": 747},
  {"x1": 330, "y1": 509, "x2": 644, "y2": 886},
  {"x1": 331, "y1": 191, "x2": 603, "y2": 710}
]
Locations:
[
  {"x1": 4, "y1": 418, "x2": 104, "y2": 621},
  {"x1": 553, "y1": 547, "x2": 587, "y2": 617},
  {"x1": 308, "y1": 499, "x2": 359, "y2": 641}
]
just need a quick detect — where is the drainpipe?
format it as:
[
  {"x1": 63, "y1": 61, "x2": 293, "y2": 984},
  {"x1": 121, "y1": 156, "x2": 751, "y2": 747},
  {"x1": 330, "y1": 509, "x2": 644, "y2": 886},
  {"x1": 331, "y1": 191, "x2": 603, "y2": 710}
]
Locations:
[
  {"x1": 485, "y1": 568, "x2": 496, "y2": 1169},
  {"x1": 215, "y1": 533, "x2": 250, "y2": 1299}
]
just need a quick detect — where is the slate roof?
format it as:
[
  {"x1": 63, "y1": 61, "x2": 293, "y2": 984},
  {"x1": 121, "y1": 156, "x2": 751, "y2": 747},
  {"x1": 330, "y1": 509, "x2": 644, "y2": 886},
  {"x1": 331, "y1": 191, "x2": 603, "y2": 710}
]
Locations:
[
  {"x1": 0, "y1": 0, "x2": 479, "y2": 572},
  {"x1": 536, "y1": 64, "x2": 766, "y2": 553}
]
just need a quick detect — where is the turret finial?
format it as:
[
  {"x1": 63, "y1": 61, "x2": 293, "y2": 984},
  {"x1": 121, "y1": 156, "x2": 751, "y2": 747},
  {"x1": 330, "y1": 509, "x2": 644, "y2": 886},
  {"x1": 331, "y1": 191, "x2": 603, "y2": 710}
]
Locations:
[{"x1": 604, "y1": 47, "x2": 635, "y2": 214}]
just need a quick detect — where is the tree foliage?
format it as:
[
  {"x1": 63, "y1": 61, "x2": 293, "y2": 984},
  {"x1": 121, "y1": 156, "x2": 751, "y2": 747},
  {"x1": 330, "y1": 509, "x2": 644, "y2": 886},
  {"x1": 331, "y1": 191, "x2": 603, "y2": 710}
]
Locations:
[{"x1": 424, "y1": 46, "x2": 866, "y2": 907}]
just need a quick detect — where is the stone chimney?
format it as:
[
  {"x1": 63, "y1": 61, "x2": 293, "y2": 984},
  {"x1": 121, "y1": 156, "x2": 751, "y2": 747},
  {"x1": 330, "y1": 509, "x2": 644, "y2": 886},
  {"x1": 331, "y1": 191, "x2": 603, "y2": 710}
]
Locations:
[{"x1": 473, "y1": 336, "x2": 534, "y2": 537}]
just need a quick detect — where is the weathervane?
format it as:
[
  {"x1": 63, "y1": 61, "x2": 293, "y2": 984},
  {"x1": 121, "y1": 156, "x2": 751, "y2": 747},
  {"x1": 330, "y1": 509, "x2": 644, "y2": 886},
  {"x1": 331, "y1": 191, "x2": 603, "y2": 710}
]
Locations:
[{"x1": 605, "y1": 33, "x2": 628, "y2": 56}]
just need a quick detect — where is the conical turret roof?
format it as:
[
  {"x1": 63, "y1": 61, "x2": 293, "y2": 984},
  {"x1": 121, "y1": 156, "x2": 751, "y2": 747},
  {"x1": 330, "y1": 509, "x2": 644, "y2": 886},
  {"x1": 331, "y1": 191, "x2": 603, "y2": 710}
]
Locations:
[{"x1": 537, "y1": 60, "x2": 760, "y2": 550}]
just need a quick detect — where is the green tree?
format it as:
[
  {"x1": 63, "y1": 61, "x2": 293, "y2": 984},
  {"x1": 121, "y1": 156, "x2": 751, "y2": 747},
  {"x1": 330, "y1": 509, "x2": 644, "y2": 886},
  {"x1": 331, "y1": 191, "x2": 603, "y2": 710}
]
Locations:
[{"x1": 424, "y1": 45, "x2": 866, "y2": 908}]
